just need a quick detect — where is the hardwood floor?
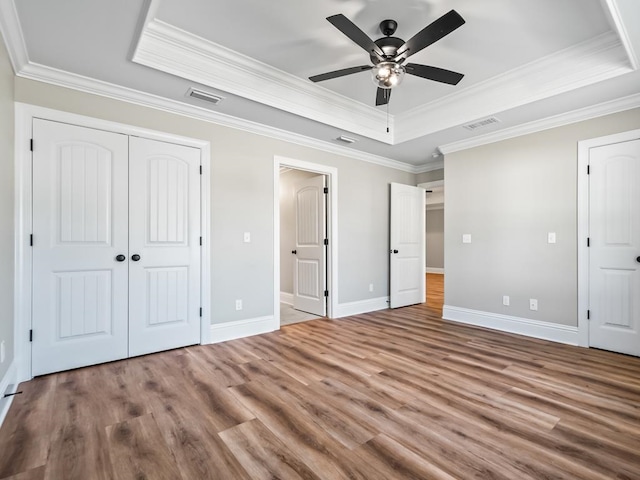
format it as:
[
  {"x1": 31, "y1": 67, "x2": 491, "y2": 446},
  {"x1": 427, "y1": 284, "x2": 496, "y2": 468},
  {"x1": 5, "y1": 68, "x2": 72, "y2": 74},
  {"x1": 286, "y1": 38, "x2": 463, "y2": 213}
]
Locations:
[{"x1": 1, "y1": 279, "x2": 640, "y2": 479}]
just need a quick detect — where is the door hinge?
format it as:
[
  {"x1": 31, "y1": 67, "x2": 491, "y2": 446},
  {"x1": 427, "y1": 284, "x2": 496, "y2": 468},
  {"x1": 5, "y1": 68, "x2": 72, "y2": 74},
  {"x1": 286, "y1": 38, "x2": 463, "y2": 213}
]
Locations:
[
  {"x1": 587, "y1": 165, "x2": 590, "y2": 175},
  {"x1": 323, "y1": 187, "x2": 328, "y2": 194},
  {"x1": 324, "y1": 290, "x2": 329, "y2": 297},
  {"x1": 29, "y1": 329, "x2": 33, "y2": 342},
  {"x1": 30, "y1": 139, "x2": 33, "y2": 151},
  {"x1": 30, "y1": 234, "x2": 33, "y2": 246},
  {"x1": 587, "y1": 309, "x2": 590, "y2": 320},
  {"x1": 199, "y1": 165, "x2": 202, "y2": 175},
  {"x1": 199, "y1": 307, "x2": 203, "y2": 317},
  {"x1": 199, "y1": 236, "x2": 202, "y2": 246},
  {"x1": 587, "y1": 237, "x2": 590, "y2": 247},
  {"x1": 323, "y1": 238, "x2": 328, "y2": 246}
]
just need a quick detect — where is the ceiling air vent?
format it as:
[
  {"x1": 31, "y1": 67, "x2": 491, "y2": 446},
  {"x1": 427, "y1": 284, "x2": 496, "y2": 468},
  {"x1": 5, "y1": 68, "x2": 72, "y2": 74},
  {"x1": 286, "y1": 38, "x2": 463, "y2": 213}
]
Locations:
[
  {"x1": 336, "y1": 135, "x2": 357, "y2": 144},
  {"x1": 462, "y1": 116, "x2": 501, "y2": 131},
  {"x1": 186, "y1": 87, "x2": 224, "y2": 106}
]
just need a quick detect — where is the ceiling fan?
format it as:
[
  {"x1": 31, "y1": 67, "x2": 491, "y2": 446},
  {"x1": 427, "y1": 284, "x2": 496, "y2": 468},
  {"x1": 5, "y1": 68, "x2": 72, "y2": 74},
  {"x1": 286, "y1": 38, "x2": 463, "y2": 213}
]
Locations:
[{"x1": 309, "y1": 10, "x2": 466, "y2": 107}]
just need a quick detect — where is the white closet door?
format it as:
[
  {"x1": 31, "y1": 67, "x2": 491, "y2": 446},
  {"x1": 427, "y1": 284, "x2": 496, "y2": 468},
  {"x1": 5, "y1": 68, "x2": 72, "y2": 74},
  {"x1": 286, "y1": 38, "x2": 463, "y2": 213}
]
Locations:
[
  {"x1": 128, "y1": 137, "x2": 202, "y2": 356},
  {"x1": 589, "y1": 139, "x2": 640, "y2": 356},
  {"x1": 32, "y1": 119, "x2": 129, "y2": 376}
]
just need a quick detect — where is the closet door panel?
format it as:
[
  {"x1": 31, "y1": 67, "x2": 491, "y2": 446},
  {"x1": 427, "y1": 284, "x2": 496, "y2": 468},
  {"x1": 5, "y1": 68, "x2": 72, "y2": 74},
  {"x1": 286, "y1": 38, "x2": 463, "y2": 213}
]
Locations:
[
  {"x1": 31, "y1": 119, "x2": 129, "y2": 376},
  {"x1": 128, "y1": 137, "x2": 201, "y2": 356}
]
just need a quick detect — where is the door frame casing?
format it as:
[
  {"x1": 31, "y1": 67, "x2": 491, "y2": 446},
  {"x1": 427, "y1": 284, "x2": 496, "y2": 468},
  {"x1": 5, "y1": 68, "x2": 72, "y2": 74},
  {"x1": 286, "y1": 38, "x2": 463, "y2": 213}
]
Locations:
[
  {"x1": 273, "y1": 156, "x2": 338, "y2": 323},
  {"x1": 14, "y1": 103, "x2": 212, "y2": 381},
  {"x1": 577, "y1": 128, "x2": 640, "y2": 348}
]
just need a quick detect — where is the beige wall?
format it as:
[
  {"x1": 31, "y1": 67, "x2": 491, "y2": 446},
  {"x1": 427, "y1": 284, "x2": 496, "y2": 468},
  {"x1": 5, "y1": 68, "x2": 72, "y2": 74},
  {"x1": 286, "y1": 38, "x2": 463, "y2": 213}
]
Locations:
[
  {"x1": 0, "y1": 38, "x2": 14, "y2": 381},
  {"x1": 426, "y1": 208, "x2": 444, "y2": 269},
  {"x1": 416, "y1": 168, "x2": 443, "y2": 184},
  {"x1": 279, "y1": 169, "x2": 318, "y2": 295},
  {"x1": 444, "y1": 108, "x2": 640, "y2": 326},
  {"x1": 15, "y1": 77, "x2": 415, "y2": 324}
]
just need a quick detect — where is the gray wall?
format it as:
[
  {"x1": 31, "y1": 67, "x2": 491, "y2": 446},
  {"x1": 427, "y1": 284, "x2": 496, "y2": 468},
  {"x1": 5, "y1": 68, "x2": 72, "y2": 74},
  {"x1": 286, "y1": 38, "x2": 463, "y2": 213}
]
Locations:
[
  {"x1": 0, "y1": 37, "x2": 14, "y2": 382},
  {"x1": 444, "y1": 108, "x2": 640, "y2": 326},
  {"x1": 279, "y1": 169, "x2": 318, "y2": 295},
  {"x1": 14, "y1": 77, "x2": 415, "y2": 324},
  {"x1": 426, "y1": 208, "x2": 444, "y2": 269},
  {"x1": 416, "y1": 168, "x2": 443, "y2": 184}
]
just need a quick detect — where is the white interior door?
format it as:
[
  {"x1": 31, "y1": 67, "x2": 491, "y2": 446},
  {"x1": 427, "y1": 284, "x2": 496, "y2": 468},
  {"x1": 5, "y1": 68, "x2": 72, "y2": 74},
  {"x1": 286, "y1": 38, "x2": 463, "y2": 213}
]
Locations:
[
  {"x1": 390, "y1": 182, "x2": 426, "y2": 308},
  {"x1": 128, "y1": 137, "x2": 202, "y2": 356},
  {"x1": 32, "y1": 119, "x2": 129, "y2": 376},
  {"x1": 293, "y1": 174, "x2": 326, "y2": 316},
  {"x1": 589, "y1": 139, "x2": 640, "y2": 356}
]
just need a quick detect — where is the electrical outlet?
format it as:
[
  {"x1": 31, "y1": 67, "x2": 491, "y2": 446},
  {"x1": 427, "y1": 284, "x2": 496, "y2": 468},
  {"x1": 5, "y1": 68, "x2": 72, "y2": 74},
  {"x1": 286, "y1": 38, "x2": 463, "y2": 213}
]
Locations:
[
  {"x1": 0, "y1": 341, "x2": 5, "y2": 363},
  {"x1": 502, "y1": 296, "x2": 510, "y2": 306},
  {"x1": 530, "y1": 299, "x2": 538, "y2": 311},
  {"x1": 235, "y1": 299, "x2": 243, "y2": 311},
  {"x1": 369, "y1": 283, "x2": 374, "y2": 292},
  {"x1": 243, "y1": 232, "x2": 251, "y2": 243},
  {"x1": 462, "y1": 234, "x2": 472, "y2": 244}
]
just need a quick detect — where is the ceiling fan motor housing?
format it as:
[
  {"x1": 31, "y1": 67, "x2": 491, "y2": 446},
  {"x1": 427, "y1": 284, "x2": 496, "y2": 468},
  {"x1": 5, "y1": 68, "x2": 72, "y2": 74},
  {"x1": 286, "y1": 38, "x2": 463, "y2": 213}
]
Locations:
[{"x1": 371, "y1": 36, "x2": 406, "y2": 64}]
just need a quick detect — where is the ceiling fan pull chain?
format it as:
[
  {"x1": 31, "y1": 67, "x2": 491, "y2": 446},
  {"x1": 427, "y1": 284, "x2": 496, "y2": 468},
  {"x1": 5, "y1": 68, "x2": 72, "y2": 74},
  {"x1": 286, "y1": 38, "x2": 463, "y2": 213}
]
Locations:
[{"x1": 386, "y1": 93, "x2": 390, "y2": 133}]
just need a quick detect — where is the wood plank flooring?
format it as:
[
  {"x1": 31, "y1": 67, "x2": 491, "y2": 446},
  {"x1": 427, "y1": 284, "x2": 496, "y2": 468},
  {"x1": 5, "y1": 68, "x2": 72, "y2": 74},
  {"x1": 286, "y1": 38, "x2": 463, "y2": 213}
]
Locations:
[{"x1": 1, "y1": 274, "x2": 640, "y2": 479}]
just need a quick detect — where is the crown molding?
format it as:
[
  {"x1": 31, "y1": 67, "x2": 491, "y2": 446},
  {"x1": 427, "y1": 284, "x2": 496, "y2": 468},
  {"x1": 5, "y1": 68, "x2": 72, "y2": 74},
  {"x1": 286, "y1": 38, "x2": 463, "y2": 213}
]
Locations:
[
  {"x1": 395, "y1": 32, "x2": 632, "y2": 144},
  {"x1": 414, "y1": 160, "x2": 444, "y2": 174},
  {"x1": 133, "y1": 18, "x2": 394, "y2": 144},
  {"x1": 16, "y1": 62, "x2": 417, "y2": 173},
  {"x1": 603, "y1": 0, "x2": 638, "y2": 69},
  {"x1": 439, "y1": 92, "x2": 640, "y2": 154},
  {"x1": 0, "y1": 0, "x2": 28, "y2": 72}
]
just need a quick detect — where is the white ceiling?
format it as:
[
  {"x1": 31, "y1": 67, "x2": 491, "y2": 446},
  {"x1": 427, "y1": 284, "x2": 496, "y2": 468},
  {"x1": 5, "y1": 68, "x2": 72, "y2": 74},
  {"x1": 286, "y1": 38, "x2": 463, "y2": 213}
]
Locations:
[{"x1": 2, "y1": 0, "x2": 640, "y2": 169}]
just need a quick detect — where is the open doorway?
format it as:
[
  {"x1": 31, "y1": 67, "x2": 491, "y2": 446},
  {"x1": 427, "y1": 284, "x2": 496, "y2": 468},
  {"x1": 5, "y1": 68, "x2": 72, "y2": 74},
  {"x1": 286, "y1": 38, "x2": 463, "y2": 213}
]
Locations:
[
  {"x1": 274, "y1": 156, "x2": 338, "y2": 327},
  {"x1": 420, "y1": 180, "x2": 445, "y2": 315},
  {"x1": 279, "y1": 168, "x2": 326, "y2": 325}
]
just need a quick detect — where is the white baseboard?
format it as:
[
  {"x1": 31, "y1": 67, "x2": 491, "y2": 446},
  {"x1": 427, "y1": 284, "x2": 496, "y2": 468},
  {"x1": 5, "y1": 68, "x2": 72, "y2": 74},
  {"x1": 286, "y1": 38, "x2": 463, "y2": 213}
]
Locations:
[
  {"x1": 0, "y1": 361, "x2": 18, "y2": 431},
  {"x1": 426, "y1": 268, "x2": 444, "y2": 274},
  {"x1": 334, "y1": 296, "x2": 389, "y2": 318},
  {"x1": 210, "y1": 316, "x2": 278, "y2": 344},
  {"x1": 280, "y1": 292, "x2": 294, "y2": 305},
  {"x1": 442, "y1": 305, "x2": 579, "y2": 345}
]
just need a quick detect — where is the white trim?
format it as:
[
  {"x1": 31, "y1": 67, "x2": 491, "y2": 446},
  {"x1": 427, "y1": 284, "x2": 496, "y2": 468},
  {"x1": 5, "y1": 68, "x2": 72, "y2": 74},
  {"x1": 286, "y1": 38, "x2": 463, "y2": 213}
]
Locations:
[
  {"x1": 418, "y1": 180, "x2": 444, "y2": 190},
  {"x1": 577, "y1": 128, "x2": 640, "y2": 349},
  {"x1": 397, "y1": 32, "x2": 630, "y2": 144},
  {"x1": 414, "y1": 160, "x2": 444, "y2": 174},
  {"x1": 443, "y1": 305, "x2": 579, "y2": 346},
  {"x1": 133, "y1": 16, "x2": 392, "y2": 144},
  {"x1": 209, "y1": 316, "x2": 277, "y2": 344},
  {"x1": 603, "y1": 0, "x2": 639, "y2": 69},
  {"x1": 15, "y1": 103, "x2": 212, "y2": 380},
  {"x1": 0, "y1": 361, "x2": 18, "y2": 430},
  {"x1": 0, "y1": 0, "x2": 28, "y2": 72},
  {"x1": 426, "y1": 268, "x2": 444, "y2": 274},
  {"x1": 274, "y1": 156, "x2": 338, "y2": 325},
  {"x1": 334, "y1": 297, "x2": 389, "y2": 318},
  {"x1": 16, "y1": 63, "x2": 416, "y2": 173},
  {"x1": 280, "y1": 292, "x2": 294, "y2": 305},
  {"x1": 440, "y1": 93, "x2": 640, "y2": 154}
]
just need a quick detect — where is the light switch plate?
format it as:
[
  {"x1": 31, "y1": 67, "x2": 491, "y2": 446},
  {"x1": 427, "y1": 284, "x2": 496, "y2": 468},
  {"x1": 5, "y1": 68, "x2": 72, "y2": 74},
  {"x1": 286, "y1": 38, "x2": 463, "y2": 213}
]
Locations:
[
  {"x1": 243, "y1": 232, "x2": 251, "y2": 243},
  {"x1": 530, "y1": 299, "x2": 538, "y2": 311},
  {"x1": 502, "y1": 296, "x2": 510, "y2": 306},
  {"x1": 548, "y1": 232, "x2": 556, "y2": 244},
  {"x1": 462, "y1": 234, "x2": 472, "y2": 244}
]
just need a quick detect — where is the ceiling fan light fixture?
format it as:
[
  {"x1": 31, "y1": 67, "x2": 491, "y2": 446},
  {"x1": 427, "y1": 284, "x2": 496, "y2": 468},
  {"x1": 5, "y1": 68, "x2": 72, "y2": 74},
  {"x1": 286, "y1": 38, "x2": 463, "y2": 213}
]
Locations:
[{"x1": 371, "y1": 62, "x2": 405, "y2": 89}]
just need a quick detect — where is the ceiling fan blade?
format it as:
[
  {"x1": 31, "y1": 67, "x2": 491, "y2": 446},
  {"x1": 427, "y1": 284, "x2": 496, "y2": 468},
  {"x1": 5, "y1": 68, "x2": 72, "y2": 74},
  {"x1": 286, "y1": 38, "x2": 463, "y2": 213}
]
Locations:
[
  {"x1": 397, "y1": 10, "x2": 465, "y2": 59},
  {"x1": 376, "y1": 87, "x2": 391, "y2": 106},
  {"x1": 309, "y1": 65, "x2": 373, "y2": 83},
  {"x1": 405, "y1": 63, "x2": 464, "y2": 85},
  {"x1": 327, "y1": 14, "x2": 385, "y2": 58}
]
